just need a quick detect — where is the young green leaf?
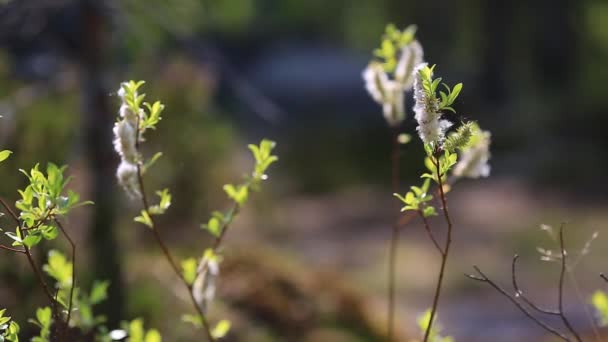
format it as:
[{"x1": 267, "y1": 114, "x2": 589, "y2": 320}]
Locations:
[{"x1": 0, "y1": 150, "x2": 12, "y2": 163}]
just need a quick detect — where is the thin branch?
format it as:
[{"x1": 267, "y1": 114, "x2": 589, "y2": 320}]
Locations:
[
  {"x1": 0, "y1": 244, "x2": 25, "y2": 253},
  {"x1": 466, "y1": 266, "x2": 570, "y2": 341},
  {"x1": 558, "y1": 226, "x2": 583, "y2": 342},
  {"x1": 417, "y1": 210, "x2": 443, "y2": 256},
  {"x1": 601, "y1": 273, "x2": 608, "y2": 283},
  {"x1": 387, "y1": 128, "x2": 401, "y2": 342},
  {"x1": 511, "y1": 255, "x2": 560, "y2": 315},
  {"x1": 135, "y1": 164, "x2": 216, "y2": 342},
  {"x1": 54, "y1": 219, "x2": 76, "y2": 329},
  {"x1": 423, "y1": 152, "x2": 454, "y2": 342},
  {"x1": 0, "y1": 198, "x2": 60, "y2": 320}
]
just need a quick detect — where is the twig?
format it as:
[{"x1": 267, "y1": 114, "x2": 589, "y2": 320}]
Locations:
[
  {"x1": 511, "y1": 255, "x2": 560, "y2": 315},
  {"x1": 417, "y1": 210, "x2": 443, "y2": 256},
  {"x1": 558, "y1": 226, "x2": 583, "y2": 342},
  {"x1": 134, "y1": 164, "x2": 216, "y2": 342},
  {"x1": 423, "y1": 152, "x2": 454, "y2": 342},
  {"x1": 0, "y1": 244, "x2": 25, "y2": 253},
  {"x1": 466, "y1": 267, "x2": 570, "y2": 341},
  {"x1": 601, "y1": 273, "x2": 608, "y2": 283},
  {"x1": 0, "y1": 198, "x2": 62, "y2": 339},
  {"x1": 54, "y1": 219, "x2": 76, "y2": 329},
  {"x1": 387, "y1": 128, "x2": 401, "y2": 341}
]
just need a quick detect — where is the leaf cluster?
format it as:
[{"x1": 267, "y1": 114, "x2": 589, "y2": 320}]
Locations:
[
  {"x1": 421, "y1": 150, "x2": 458, "y2": 184},
  {"x1": 0, "y1": 309, "x2": 20, "y2": 342},
  {"x1": 42, "y1": 250, "x2": 109, "y2": 333},
  {"x1": 4, "y1": 164, "x2": 90, "y2": 248},
  {"x1": 393, "y1": 179, "x2": 436, "y2": 218},
  {"x1": 373, "y1": 24, "x2": 417, "y2": 72}
]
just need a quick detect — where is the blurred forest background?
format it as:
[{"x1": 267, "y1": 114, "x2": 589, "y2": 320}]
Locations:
[{"x1": 0, "y1": 0, "x2": 607, "y2": 341}]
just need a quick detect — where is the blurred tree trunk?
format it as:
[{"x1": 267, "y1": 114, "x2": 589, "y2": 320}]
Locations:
[{"x1": 78, "y1": 0, "x2": 124, "y2": 327}]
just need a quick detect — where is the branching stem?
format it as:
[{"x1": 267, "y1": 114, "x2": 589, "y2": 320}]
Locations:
[{"x1": 422, "y1": 151, "x2": 454, "y2": 342}]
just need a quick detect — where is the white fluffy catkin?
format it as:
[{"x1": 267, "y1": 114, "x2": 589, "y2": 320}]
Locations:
[{"x1": 412, "y1": 63, "x2": 452, "y2": 145}]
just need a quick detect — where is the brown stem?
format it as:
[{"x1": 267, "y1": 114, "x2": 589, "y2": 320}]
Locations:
[
  {"x1": 0, "y1": 199, "x2": 59, "y2": 312},
  {"x1": 423, "y1": 153, "x2": 453, "y2": 342},
  {"x1": 417, "y1": 211, "x2": 443, "y2": 256},
  {"x1": 558, "y1": 226, "x2": 583, "y2": 342},
  {"x1": 387, "y1": 128, "x2": 401, "y2": 341},
  {"x1": 601, "y1": 273, "x2": 608, "y2": 283},
  {"x1": 54, "y1": 219, "x2": 76, "y2": 330},
  {"x1": 0, "y1": 244, "x2": 26, "y2": 253},
  {"x1": 511, "y1": 255, "x2": 560, "y2": 315}
]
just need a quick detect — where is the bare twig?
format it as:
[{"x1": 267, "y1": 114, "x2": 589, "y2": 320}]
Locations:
[
  {"x1": 466, "y1": 266, "x2": 570, "y2": 341},
  {"x1": 467, "y1": 226, "x2": 584, "y2": 342},
  {"x1": 54, "y1": 219, "x2": 76, "y2": 329},
  {"x1": 0, "y1": 244, "x2": 25, "y2": 253},
  {"x1": 601, "y1": 273, "x2": 608, "y2": 283},
  {"x1": 511, "y1": 255, "x2": 560, "y2": 315},
  {"x1": 387, "y1": 128, "x2": 401, "y2": 341},
  {"x1": 417, "y1": 210, "x2": 443, "y2": 256},
  {"x1": 558, "y1": 226, "x2": 583, "y2": 342},
  {"x1": 423, "y1": 151, "x2": 454, "y2": 342},
  {"x1": 135, "y1": 164, "x2": 216, "y2": 342}
]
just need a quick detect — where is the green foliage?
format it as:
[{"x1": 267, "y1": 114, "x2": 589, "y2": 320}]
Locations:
[
  {"x1": 416, "y1": 309, "x2": 453, "y2": 342},
  {"x1": 416, "y1": 64, "x2": 463, "y2": 114},
  {"x1": 0, "y1": 309, "x2": 20, "y2": 342},
  {"x1": 41, "y1": 250, "x2": 109, "y2": 332},
  {"x1": 248, "y1": 139, "x2": 279, "y2": 185},
  {"x1": 29, "y1": 307, "x2": 52, "y2": 342},
  {"x1": 148, "y1": 189, "x2": 172, "y2": 215},
  {"x1": 134, "y1": 210, "x2": 153, "y2": 228},
  {"x1": 119, "y1": 81, "x2": 165, "y2": 139},
  {"x1": 0, "y1": 150, "x2": 11, "y2": 163},
  {"x1": 202, "y1": 139, "x2": 278, "y2": 238},
  {"x1": 421, "y1": 150, "x2": 458, "y2": 184},
  {"x1": 4, "y1": 163, "x2": 90, "y2": 248},
  {"x1": 438, "y1": 83, "x2": 462, "y2": 113},
  {"x1": 112, "y1": 319, "x2": 162, "y2": 342},
  {"x1": 393, "y1": 179, "x2": 436, "y2": 217},
  {"x1": 201, "y1": 211, "x2": 226, "y2": 238},
  {"x1": 211, "y1": 320, "x2": 231, "y2": 339},
  {"x1": 181, "y1": 258, "x2": 198, "y2": 286},
  {"x1": 373, "y1": 24, "x2": 417, "y2": 72},
  {"x1": 223, "y1": 184, "x2": 249, "y2": 206},
  {"x1": 592, "y1": 290, "x2": 608, "y2": 326},
  {"x1": 43, "y1": 250, "x2": 72, "y2": 288}
]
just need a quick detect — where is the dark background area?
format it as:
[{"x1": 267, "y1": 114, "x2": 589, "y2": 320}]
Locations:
[{"x1": 0, "y1": 0, "x2": 606, "y2": 341}]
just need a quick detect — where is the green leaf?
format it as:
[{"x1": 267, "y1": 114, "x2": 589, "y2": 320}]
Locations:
[
  {"x1": 211, "y1": 320, "x2": 231, "y2": 339},
  {"x1": 43, "y1": 250, "x2": 72, "y2": 287},
  {"x1": 144, "y1": 329, "x2": 162, "y2": 342},
  {"x1": 90, "y1": 280, "x2": 110, "y2": 305},
  {"x1": 181, "y1": 258, "x2": 197, "y2": 286},
  {"x1": 134, "y1": 210, "x2": 153, "y2": 228},
  {"x1": 592, "y1": 290, "x2": 608, "y2": 326},
  {"x1": 0, "y1": 150, "x2": 12, "y2": 162},
  {"x1": 181, "y1": 314, "x2": 202, "y2": 328},
  {"x1": 36, "y1": 307, "x2": 52, "y2": 327},
  {"x1": 223, "y1": 184, "x2": 249, "y2": 206},
  {"x1": 142, "y1": 152, "x2": 163, "y2": 173},
  {"x1": 423, "y1": 206, "x2": 437, "y2": 217},
  {"x1": 40, "y1": 225, "x2": 58, "y2": 240},
  {"x1": 202, "y1": 217, "x2": 222, "y2": 237},
  {"x1": 22, "y1": 234, "x2": 42, "y2": 248}
]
